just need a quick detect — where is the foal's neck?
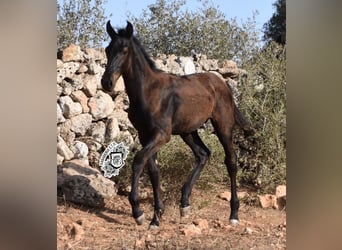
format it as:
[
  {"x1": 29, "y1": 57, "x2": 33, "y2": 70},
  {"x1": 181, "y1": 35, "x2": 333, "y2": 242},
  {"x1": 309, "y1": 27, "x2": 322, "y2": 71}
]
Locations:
[{"x1": 122, "y1": 46, "x2": 155, "y2": 105}]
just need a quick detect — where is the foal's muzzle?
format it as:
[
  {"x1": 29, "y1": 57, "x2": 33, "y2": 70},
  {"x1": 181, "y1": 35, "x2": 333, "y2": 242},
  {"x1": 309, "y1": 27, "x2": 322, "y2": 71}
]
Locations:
[
  {"x1": 101, "y1": 78, "x2": 113, "y2": 92},
  {"x1": 101, "y1": 72, "x2": 121, "y2": 93}
]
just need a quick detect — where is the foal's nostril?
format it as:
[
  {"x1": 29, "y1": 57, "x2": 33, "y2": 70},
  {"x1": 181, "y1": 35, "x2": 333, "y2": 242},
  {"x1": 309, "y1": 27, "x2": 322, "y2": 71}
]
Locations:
[{"x1": 101, "y1": 78, "x2": 113, "y2": 92}]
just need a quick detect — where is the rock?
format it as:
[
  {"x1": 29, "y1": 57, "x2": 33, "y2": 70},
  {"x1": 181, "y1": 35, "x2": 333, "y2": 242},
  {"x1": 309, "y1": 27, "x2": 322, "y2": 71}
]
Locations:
[
  {"x1": 57, "y1": 136, "x2": 74, "y2": 161},
  {"x1": 276, "y1": 185, "x2": 286, "y2": 198},
  {"x1": 90, "y1": 121, "x2": 106, "y2": 143},
  {"x1": 117, "y1": 130, "x2": 134, "y2": 148},
  {"x1": 57, "y1": 159, "x2": 116, "y2": 207},
  {"x1": 82, "y1": 74, "x2": 98, "y2": 97},
  {"x1": 63, "y1": 62, "x2": 81, "y2": 79},
  {"x1": 57, "y1": 84, "x2": 63, "y2": 96},
  {"x1": 258, "y1": 194, "x2": 277, "y2": 209},
  {"x1": 71, "y1": 90, "x2": 90, "y2": 113},
  {"x1": 193, "y1": 219, "x2": 209, "y2": 230},
  {"x1": 87, "y1": 60, "x2": 103, "y2": 75},
  {"x1": 113, "y1": 92, "x2": 129, "y2": 111},
  {"x1": 110, "y1": 109, "x2": 133, "y2": 131},
  {"x1": 59, "y1": 96, "x2": 83, "y2": 119},
  {"x1": 105, "y1": 116, "x2": 120, "y2": 142},
  {"x1": 219, "y1": 191, "x2": 231, "y2": 201},
  {"x1": 76, "y1": 64, "x2": 88, "y2": 74},
  {"x1": 219, "y1": 191, "x2": 248, "y2": 201},
  {"x1": 58, "y1": 119, "x2": 76, "y2": 145},
  {"x1": 57, "y1": 153, "x2": 64, "y2": 165},
  {"x1": 88, "y1": 90, "x2": 114, "y2": 121},
  {"x1": 84, "y1": 48, "x2": 105, "y2": 62},
  {"x1": 65, "y1": 222, "x2": 84, "y2": 241},
  {"x1": 179, "y1": 56, "x2": 196, "y2": 75},
  {"x1": 218, "y1": 60, "x2": 240, "y2": 78},
  {"x1": 180, "y1": 224, "x2": 201, "y2": 236},
  {"x1": 200, "y1": 58, "x2": 218, "y2": 71},
  {"x1": 244, "y1": 227, "x2": 253, "y2": 235},
  {"x1": 62, "y1": 44, "x2": 83, "y2": 62},
  {"x1": 70, "y1": 141, "x2": 89, "y2": 159},
  {"x1": 57, "y1": 103, "x2": 66, "y2": 123},
  {"x1": 59, "y1": 80, "x2": 73, "y2": 96},
  {"x1": 166, "y1": 55, "x2": 183, "y2": 75},
  {"x1": 70, "y1": 113, "x2": 93, "y2": 136}
]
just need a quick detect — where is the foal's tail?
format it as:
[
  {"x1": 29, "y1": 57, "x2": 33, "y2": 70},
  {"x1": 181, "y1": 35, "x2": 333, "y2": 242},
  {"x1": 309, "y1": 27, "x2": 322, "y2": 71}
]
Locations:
[{"x1": 234, "y1": 105, "x2": 255, "y2": 137}]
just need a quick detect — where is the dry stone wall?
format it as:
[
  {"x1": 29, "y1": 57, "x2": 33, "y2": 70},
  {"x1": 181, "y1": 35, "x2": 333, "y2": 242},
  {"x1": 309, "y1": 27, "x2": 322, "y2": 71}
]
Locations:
[{"x1": 57, "y1": 44, "x2": 246, "y2": 167}]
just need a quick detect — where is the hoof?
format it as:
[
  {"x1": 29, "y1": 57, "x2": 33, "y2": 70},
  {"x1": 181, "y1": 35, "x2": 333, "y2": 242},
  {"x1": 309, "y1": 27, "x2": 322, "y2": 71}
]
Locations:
[
  {"x1": 229, "y1": 219, "x2": 239, "y2": 226},
  {"x1": 135, "y1": 213, "x2": 145, "y2": 225},
  {"x1": 148, "y1": 224, "x2": 159, "y2": 230},
  {"x1": 180, "y1": 206, "x2": 191, "y2": 217}
]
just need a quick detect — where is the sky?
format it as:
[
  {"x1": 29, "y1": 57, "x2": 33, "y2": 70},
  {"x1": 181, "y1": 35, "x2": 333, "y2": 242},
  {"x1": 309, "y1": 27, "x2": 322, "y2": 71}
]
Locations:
[{"x1": 104, "y1": 0, "x2": 276, "y2": 33}]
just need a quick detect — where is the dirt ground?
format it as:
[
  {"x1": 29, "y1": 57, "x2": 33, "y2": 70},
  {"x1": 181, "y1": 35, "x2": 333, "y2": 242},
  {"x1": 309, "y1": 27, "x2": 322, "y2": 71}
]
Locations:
[{"x1": 57, "y1": 184, "x2": 286, "y2": 249}]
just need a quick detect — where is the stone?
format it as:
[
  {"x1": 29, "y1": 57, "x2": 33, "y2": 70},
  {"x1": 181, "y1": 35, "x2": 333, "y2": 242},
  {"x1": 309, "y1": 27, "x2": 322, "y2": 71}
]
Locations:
[
  {"x1": 57, "y1": 84, "x2": 63, "y2": 96},
  {"x1": 276, "y1": 185, "x2": 286, "y2": 198},
  {"x1": 105, "y1": 116, "x2": 120, "y2": 142},
  {"x1": 110, "y1": 109, "x2": 132, "y2": 131},
  {"x1": 62, "y1": 44, "x2": 83, "y2": 62},
  {"x1": 58, "y1": 119, "x2": 76, "y2": 145},
  {"x1": 57, "y1": 103, "x2": 66, "y2": 123},
  {"x1": 57, "y1": 160, "x2": 116, "y2": 207},
  {"x1": 70, "y1": 141, "x2": 89, "y2": 159},
  {"x1": 200, "y1": 58, "x2": 218, "y2": 71},
  {"x1": 117, "y1": 130, "x2": 134, "y2": 148},
  {"x1": 179, "y1": 56, "x2": 196, "y2": 75},
  {"x1": 65, "y1": 222, "x2": 84, "y2": 241},
  {"x1": 88, "y1": 90, "x2": 114, "y2": 121},
  {"x1": 59, "y1": 80, "x2": 73, "y2": 96},
  {"x1": 63, "y1": 62, "x2": 81, "y2": 79},
  {"x1": 258, "y1": 194, "x2": 277, "y2": 209},
  {"x1": 82, "y1": 74, "x2": 98, "y2": 97},
  {"x1": 87, "y1": 60, "x2": 103, "y2": 75},
  {"x1": 70, "y1": 113, "x2": 93, "y2": 136},
  {"x1": 244, "y1": 227, "x2": 253, "y2": 235},
  {"x1": 57, "y1": 136, "x2": 74, "y2": 161},
  {"x1": 71, "y1": 90, "x2": 90, "y2": 113},
  {"x1": 113, "y1": 92, "x2": 129, "y2": 111},
  {"x1": 84, "y1": 48, "x2": 105, "y2": 62},
  {"x1": 57, "y1": 153, "x2": 64, "y2": 165},
  {"x1": 57, "y1": 68, "x2": 65, "y2": 84},
  {"x1": 57, "y1": 59, "x2": 63, "y2": 68},
  {"x1": 76, "y1": 64, "x2": 88, "y2": 74},
  {"x1": 59, "y1": 96, "x2": 83, "y2": 119},
  {"x1": 219, "y1": 191, "x2": 231, "y2": 201},
  {"x1": 90, "y1": 121, "x2": 106, "y2": 143},
  {"x1": 180, "y1": 224, "x2": 201, "y2": 236},
  {"x1": 193, "y1": 219, "x2": 209, "y2": 229}
]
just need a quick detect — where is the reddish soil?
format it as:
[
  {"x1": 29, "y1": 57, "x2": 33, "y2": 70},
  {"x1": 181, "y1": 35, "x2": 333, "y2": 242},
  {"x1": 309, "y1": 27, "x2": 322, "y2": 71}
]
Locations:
[{"x1": 57, "y1": 184, "x2": 286, "y2": 249}]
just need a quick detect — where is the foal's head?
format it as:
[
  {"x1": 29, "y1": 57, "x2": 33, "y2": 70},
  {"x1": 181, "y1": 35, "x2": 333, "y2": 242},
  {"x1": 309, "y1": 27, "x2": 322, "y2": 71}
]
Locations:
[{"x1": 101, "y1": 21, "x2": 134, "y2": 92}]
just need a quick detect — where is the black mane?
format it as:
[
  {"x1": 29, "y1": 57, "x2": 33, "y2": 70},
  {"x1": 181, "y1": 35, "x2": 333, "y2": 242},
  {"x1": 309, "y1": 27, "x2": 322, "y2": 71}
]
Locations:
[
  {"x1": 117, "y1": 28, "x2": 160, "y2": 72},
  {"x1": 132, "y1": 36, "x2": 160, "y2": 72}
]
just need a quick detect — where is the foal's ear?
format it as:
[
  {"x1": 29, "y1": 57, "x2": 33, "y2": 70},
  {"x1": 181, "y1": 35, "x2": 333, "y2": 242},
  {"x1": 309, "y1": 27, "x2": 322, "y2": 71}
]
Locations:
[
  {"x1": 106, "y1": 20, "x2": 117, "y2": 39},
  {"x1": 126, "y1": 21, "x2": 133, "y2": 38}
]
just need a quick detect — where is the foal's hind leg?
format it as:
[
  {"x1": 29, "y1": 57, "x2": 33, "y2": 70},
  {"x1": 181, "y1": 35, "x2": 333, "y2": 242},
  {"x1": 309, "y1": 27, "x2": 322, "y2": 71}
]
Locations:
[
  {"x1": 147, "y1": 154, "x2": 164, "y2": 229},
  {"x1": 180, "y1": 131, "x2": 211, "y2": 216},
  {"x1": 212, "y1": 120, "x2": 240, "y2": 226}
]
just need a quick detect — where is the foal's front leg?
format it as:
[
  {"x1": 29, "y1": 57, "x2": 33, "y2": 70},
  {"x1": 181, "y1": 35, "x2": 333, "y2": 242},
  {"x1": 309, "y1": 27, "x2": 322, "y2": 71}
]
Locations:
[
  {"x1": 147, "y1": 154, "x2": 164, "y2": 229},
  {"x1": 128, "y1": 130, "x2": 170, "y2": 226}
]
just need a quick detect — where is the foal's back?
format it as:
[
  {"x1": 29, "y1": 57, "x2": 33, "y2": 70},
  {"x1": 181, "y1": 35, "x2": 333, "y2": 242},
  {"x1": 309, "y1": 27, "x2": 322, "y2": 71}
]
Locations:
[{"x1": 145, "y1": 71, "x2": 235, "y2": 135}]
